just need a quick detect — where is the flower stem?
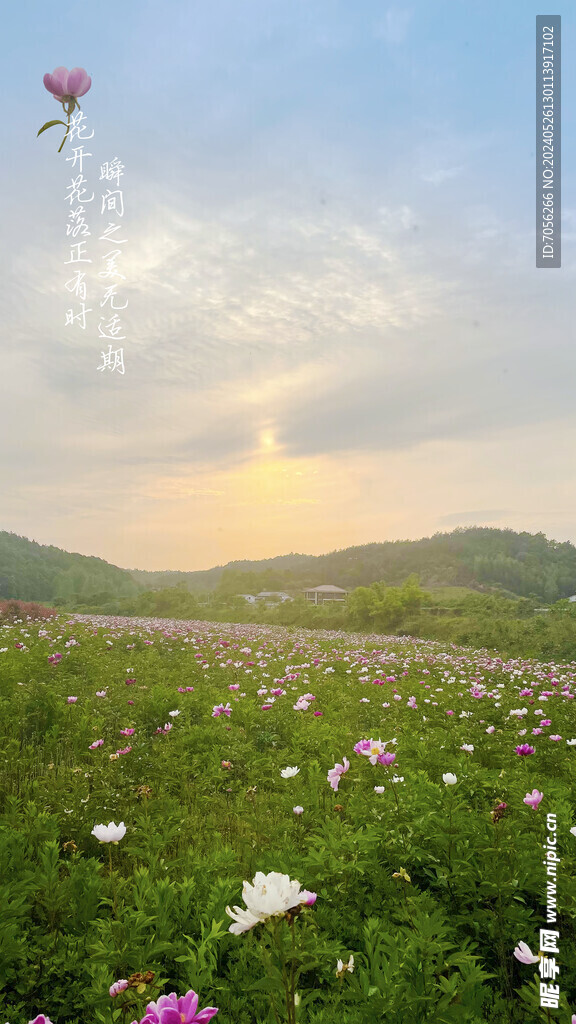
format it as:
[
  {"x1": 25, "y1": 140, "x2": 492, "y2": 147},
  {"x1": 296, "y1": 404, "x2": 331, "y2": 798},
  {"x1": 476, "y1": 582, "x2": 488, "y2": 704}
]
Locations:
[{"x1": 58, "y1": 98, "x2": 77, "y2": 153}]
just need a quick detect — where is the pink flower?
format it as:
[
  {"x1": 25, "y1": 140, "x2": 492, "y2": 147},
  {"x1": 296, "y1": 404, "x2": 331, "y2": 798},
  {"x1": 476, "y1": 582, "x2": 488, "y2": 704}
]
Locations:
[
  {"x1": 354, "y1": 738, "x2": 395, "y2": 765},
  {"x1": 67, "y1": 696, "x2": 78, "y2": 704},
  {"x1": 125, "y1": 678, "x2": 136, "y2": 686},
  {"x1": 549, "y1": 734, "x2": 563, "y2": 741},
  {"x1": 446, "y1": 710, "x2": 454, "y2": 716},
  {"x1": 523, "y1": 789, "x2": 543, "y2": 809},
  {"x1": 186, "y1": 686, "x2": 195, "y2": 692},
  {"x1": 110, "y1": 979, "x2": 129, "y2": 997},
  {"x1": 377, "y1": 751, "x2": 396, "y2": 766},
  {"x1": 313, "y1": 710, "x2": 323, "y2": 717},
  {"x1": 301, "y1": 890, "x2": 317, "y2": 906},
  {"x1": 89, "y1": 739, "x2": 104, "y2": 749},
  {"x1": 29, "y1": 1017, "x2": 54, "y2": 1024},
  {"x1": 43, "y1": 67, "x2": 92, "y2": 102},
  {"x1": 116, "y1": 746, "x2": 132, "y2": 755},
  {"x1": 212, "y1": 703, "x2": 232, "y2": 718},
  {"x1": 229, "y1": 683, "x2": 240, "y2": 690},
  {"x1": 327, "y1": 757, "x2": 350, "y2": 792},
  {"x1": 96, "y1": 690, "x2": 107, "y2": 697},
  {"x1": 120, "y1": 728, "x2": 135, "y2": 737},
  {"x1": 532, "y1": 728, "x2": 542, "y2": 735},
  {"x1": 485, "y1": 726, "x2": 495, "y2": 734},
  {"x1": 515, "y1": 744, "x2": 535, "y2": 756},
  {"x1": 513, "y1": 941, "x2": 540, "y2": 964},
  {"x1": 48, "y1": 653, "x2": 62, "y2": 664},
  {"x1": 139, "y1": 988, "x2": 219, "y2": 1023}
]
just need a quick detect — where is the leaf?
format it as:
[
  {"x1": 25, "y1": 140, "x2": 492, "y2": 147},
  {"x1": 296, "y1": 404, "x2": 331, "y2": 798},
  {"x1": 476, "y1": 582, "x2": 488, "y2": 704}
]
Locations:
[{"x1": 37, "y1": 120, "x2": 68, "y2": 137}]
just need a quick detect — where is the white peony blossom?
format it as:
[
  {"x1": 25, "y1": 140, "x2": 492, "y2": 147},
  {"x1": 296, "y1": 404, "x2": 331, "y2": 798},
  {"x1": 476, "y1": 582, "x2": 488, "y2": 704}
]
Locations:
[
  {"x1": 91, "y1": 821, "x2": 126, "y2": 843},
  {"x1": 226, "y1": 871, "x2": 315, "y2": 935}
]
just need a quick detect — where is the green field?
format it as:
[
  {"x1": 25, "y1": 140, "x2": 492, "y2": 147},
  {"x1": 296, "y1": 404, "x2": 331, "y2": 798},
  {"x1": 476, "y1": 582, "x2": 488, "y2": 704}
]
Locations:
[{"x1": 1, "y1": 613, "x2": 575, "y2": 1024}]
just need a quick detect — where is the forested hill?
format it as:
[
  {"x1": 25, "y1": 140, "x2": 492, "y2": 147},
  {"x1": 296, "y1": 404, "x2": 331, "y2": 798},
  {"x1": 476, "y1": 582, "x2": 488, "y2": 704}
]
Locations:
[
  {"x1": 2, "y1": 527, "x2": 576, "y2": 607},
  {"x1": 130, "y1": 527, "x2": 576, "y2": 603},
  {"x1": 0, "y1": 532, "x2": 140, "y2": 605}
]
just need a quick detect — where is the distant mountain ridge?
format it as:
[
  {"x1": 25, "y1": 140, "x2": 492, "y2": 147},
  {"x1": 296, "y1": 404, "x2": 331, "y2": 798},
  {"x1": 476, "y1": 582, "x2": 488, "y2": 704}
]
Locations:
[
  {"x1": 2, "y1": 526, "x2": 576, "y2": 607},
  {"x1": 128, "y1": 528, "x2": 576, "y2": 603}
]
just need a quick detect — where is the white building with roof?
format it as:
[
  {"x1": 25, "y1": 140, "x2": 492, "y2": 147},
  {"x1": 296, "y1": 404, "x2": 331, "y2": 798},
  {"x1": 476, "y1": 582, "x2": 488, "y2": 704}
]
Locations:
[{"x1": 303, "y1": 584, "x2": 348, "y2": 605}]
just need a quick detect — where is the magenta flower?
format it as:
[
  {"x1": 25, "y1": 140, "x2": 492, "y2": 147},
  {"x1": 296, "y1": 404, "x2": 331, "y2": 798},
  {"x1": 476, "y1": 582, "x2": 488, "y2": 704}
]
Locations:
[
  {"x1": 89, "y1": 739, "x2": 104, "y2": 749},
  {"x1": 120, "y1": 728, "x2": 135, "y2": 737},
  {"x1": 138, "y1": 989, "x2": 218, "y2": 1023},
  {"x1": 67, "y1": 696, "x2": 78, "y2": 704},
  {"x1": 377, "y1": 751, "x2": 396, "y2": 766},
  {"x1": 29, "y1": 1016, "x2": 54, "y2": 1024},
  {"x1": 48, "y1": 653, "x2": 62, "y2": 664},
  {"x1": 212, "y1": 703, "x2": 232, "y2": 718},
  {"x1": 43, "y1": 66, "x2": 91, "y2": 102},
  {"x1": 515, "y1": 744, "x2": 535, "y2": 756},
  {"x1": 327, "y1": 757, "x2": 350, "y2": 792},
  {"x1": 523, "y1": 789, "x2": 543, "y2": 809}
]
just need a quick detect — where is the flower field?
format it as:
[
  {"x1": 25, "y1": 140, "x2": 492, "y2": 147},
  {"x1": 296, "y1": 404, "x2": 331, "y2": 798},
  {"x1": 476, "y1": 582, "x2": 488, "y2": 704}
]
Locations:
[{"x1": 1, "y1": 613, "x2": 575, "y2": 1023}]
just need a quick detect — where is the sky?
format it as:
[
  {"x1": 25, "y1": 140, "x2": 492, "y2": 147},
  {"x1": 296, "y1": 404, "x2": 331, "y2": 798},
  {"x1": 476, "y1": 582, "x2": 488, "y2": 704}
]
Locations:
[{"x1": 0, "y1": 0, "x2": 574, "y2": 571}]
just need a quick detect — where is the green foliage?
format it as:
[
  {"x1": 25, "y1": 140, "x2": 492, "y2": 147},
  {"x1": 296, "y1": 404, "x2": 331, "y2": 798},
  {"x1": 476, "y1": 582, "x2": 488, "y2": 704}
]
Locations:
[{"x1": 0, "y1": 616, "x2": 575, "y2": 1021}]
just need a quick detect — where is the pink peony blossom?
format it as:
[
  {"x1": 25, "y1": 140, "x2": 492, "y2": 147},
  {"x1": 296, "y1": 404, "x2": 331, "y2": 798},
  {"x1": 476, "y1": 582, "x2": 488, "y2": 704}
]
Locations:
[
  {"x1": 327, "y1": 757, "x2": 350, "y2": 791},
  {"x1": 515, "y1": 744, "x2": 535, "y2": 756},
  {"x1": 110, "y1": 978, "x2": 129, "y2": 997},
  {"x1": 43, "y1": 66, "x2": 92, "y2": 102},
  {"x1": 212, "y1": 703, "x2": 232, "y2": 718},
  {"x1": 138, "y1": 988, "x2": 218, "y2": 1023},
  {"x1": 513, "y1": 940, "x2": 540, "y2": 964},
  {"x1": 523, "y1": 789, "x2": 543, "y2": 809}
]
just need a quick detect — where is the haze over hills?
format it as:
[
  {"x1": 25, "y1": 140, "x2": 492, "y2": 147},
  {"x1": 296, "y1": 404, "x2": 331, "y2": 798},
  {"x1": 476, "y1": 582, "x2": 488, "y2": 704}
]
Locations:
[{"x1": 2, "y1": 527, "x2": 576, "y2": 607}]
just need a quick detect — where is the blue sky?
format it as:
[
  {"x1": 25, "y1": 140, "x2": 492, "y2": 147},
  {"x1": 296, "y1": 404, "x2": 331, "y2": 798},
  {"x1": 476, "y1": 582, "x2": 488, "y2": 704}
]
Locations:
[{"x1": 0, "y1": 1, "x2": 574, "y2": 570}]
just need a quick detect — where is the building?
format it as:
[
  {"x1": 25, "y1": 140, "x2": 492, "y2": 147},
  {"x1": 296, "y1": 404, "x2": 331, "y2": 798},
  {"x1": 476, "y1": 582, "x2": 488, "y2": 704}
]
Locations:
[
  {"x1": 254, "y1": 591, "x2": 294, "y2": 604},
  {"x1": 303, "y1": 584, "x2": 348, "y2": 605},
  {"x1": 238, "y1": 594, "x2": 257, "y2": 604}
]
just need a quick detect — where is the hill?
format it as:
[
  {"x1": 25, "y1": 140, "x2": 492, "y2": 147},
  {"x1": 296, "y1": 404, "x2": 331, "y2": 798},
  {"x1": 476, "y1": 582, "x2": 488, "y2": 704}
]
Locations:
[
  {"x1": 2, "y1": 526, "x2": 576, "y2": 608},
  {"x1": 0, "y1": 531, "x2": 141, "y2": 607},
  {"x1": 128, "y1": 527, "x2": 576, "y2": 604}
]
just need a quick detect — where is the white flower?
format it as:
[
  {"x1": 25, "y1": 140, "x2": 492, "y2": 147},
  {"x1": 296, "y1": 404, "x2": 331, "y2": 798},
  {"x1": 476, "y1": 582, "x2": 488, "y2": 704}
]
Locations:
[
  {"x1": 293, "y1": 806, "x2": 304, "y2": 815},
  {"x1": 460, "y1": 744, "x2": 474, "y2": 752},
  {"x1": 374, "y1": 786, "x2": 385, "y2": 794},
  {"x1": 336, "y1": 955, "x2": 355, "y2": 976},
  {"x1": 442, "y1": 773, "x2": 457, "y2": 785},
  {"x1": 567, "y1": 739, "x2": 576, "y2": 746},
  {"x1": 281, "y1": 766, "x2": 300, "y2": 778},
  {"x1": 570, "y1": 826, "x2": 576, "y2": 838},
  {"x1": 168, "y1": 709, "x2": 180, "y2": 717},
  {"x1": 391, "y1": 776, "x2": 404, "y2": 784},
  {"x1": 226, "y1": 871, "x2": 314, "y2": 935},
  {"x1": 91, "y1": 821, "x2": 126, "y2": 843}
]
